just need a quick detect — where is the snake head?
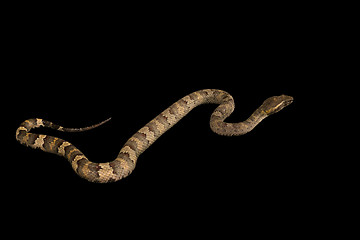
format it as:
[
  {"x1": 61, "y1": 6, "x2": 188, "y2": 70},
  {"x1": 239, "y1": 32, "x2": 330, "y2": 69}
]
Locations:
[{"x1": 261, "y1": 95, "x2": 294, "y2": 115}]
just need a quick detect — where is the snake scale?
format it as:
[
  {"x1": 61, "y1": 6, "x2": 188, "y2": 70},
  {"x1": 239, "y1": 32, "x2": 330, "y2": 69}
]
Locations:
[{"x1": 16, "y1": 89, "x2": 293, "y2": 183}]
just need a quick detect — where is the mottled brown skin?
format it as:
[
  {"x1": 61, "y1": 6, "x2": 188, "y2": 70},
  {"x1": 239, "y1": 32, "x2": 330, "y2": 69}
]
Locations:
[{"x1": 15, "y1": 89, "x2": 293, "y2": 183}]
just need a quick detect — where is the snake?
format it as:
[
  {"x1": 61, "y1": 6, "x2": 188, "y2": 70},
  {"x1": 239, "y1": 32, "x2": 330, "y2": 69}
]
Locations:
[{"x1": 15, "y1": 89, "x2": 293, "y2": 183}]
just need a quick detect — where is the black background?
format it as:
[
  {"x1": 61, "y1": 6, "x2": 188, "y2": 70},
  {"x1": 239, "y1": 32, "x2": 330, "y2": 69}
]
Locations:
[{"x1": 4, "y1": 4, "x2": 346, "y2": 237}]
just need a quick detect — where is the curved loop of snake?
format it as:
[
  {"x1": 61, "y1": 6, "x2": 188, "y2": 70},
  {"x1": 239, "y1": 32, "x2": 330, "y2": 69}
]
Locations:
[{"x1": 16, "y1": 89, "x2": 293, "y2": 183}]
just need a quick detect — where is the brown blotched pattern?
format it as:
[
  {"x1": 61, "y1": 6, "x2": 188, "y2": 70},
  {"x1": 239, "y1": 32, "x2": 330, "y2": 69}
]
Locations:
[{"x1": 15, "y1": 89, "x2": 293, "y2": 183}]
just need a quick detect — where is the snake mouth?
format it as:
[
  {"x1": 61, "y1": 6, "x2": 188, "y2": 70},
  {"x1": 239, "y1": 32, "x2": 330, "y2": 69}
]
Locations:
[
  {"x1": 285, "y1": 96, "x2": 294, "y2": 106},
  {"x1": 283, "y1": 96, "x2": 294, "y2": 107}
]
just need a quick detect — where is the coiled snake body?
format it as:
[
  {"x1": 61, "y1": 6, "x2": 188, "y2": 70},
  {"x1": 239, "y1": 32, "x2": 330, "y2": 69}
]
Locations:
[{"x1": 16, "y1": 89, "x2": 293, "y2": 183}]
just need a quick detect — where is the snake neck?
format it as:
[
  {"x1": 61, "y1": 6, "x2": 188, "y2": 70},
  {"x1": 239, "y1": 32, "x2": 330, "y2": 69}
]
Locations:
[
  {"x1": 242, "y1": 108, "x2": 268, "y2": 133},
  {"x1": 210, "y1": 107, "x2": 268, "y2": 136}
]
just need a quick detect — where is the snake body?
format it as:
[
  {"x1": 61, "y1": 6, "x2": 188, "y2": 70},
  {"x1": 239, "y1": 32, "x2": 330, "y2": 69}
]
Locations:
[{"x1": 16, "y1": 89, "x2": 293, "y2": 183}]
